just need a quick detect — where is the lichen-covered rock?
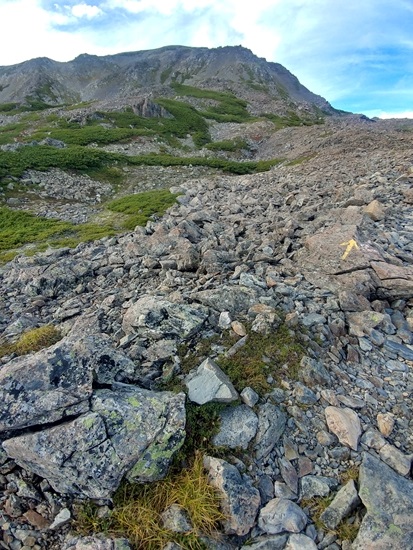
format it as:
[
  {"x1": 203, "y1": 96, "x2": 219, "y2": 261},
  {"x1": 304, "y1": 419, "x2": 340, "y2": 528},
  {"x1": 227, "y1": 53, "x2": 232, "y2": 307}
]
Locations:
[
  {"x1": 122, "y1": 295, "x2": 208, "y2": 339},
  {"x1": 212, "y1": 405, "x2": 258, "y2": 449},
  {"x1": 352, "y1": 452, "x2": 413, "y2": 549},
  {"x1": 3, "y1": 386, "x2": 186, "y2": 499},
  {"x1": 0, "y1": 333, "x2": 137, "y2": 434}
]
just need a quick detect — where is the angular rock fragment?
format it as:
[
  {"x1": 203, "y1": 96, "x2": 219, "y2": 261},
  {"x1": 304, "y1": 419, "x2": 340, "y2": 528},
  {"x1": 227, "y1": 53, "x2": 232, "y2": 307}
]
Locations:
[
  {"x1": 185, "y1": 358, "x2": 239, "y2": 405},
  {"x1": 254, "y1": 404, "x2": 286, "y2": 460},
  {"x1": 203, "y1": 456, "x2": 260, "y2": 536},
  {"x1": 320, "y1": 479, "x2": 360, "y2": 530},
  {"x1": 258, "y1": 498, "x2": 307, "y2": 534},
  {"x1": 325, "y1": 406, "x2": 361, "y2": 450},
  {"x1": 212, "y1": 405, "x2": 258, "y2": 449}
]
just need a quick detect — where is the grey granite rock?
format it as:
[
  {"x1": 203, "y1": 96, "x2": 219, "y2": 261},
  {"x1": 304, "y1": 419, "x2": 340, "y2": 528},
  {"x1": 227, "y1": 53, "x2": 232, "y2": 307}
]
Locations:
[
  {"x1": 185, "y1": 358, "x2": 239, "y2": 405},
  {"x1": 212, "y1": 405, "x2": 258, "y2": 449},
  {"x1": 203, "y1": 456, "x2": 260, "y2": 536},
  {"x1": 352, "y1": 452, "x2": 413, "y2": 549}
]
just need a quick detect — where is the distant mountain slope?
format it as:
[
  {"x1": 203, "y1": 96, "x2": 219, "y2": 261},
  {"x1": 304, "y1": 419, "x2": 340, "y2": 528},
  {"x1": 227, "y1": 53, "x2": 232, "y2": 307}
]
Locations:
[{"x1": 0, "y1": 45, "x2": 335, "y2": 116}]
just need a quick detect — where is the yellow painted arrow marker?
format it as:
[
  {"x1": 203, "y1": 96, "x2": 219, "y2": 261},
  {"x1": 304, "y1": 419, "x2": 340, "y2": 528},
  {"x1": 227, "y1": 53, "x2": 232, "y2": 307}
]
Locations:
[{"x1": 340, "y1": 238, "x2": 359, "y2": 260}]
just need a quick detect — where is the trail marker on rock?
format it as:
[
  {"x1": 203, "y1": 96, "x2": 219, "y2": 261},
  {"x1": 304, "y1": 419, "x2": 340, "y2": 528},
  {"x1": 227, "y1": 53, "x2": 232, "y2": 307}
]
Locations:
[{"x1": 340, "y1": 238, "x2": 359, "y2": 260}]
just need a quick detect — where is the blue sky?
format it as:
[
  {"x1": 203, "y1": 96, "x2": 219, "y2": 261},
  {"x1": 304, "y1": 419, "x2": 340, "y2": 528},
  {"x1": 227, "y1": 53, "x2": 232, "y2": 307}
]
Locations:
[{"x1": 1, "y1": 0, "x2": 412, "y2": 118}]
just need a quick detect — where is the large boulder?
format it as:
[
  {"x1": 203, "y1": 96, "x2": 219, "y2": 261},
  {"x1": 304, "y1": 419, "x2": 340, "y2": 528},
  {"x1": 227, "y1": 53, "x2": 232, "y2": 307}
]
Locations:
[
  {"x1": 352, "y1": 452, "x2": 413, "y2": 549},
  {"x1": 3, "y1": 385, "x2": 186, "y2": 499},
  {"x1": 122, "y1": 295, "x2": 208, "y2": 339},
  {"x1": 0, "y1": 334, "x2": 137, "y2": 433}
]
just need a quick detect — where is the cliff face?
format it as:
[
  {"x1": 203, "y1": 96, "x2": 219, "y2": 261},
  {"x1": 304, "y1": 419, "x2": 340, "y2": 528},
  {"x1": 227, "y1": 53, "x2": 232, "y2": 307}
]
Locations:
[{"x1": 0, "y1": 45, "x2": 334, "y2": 114}]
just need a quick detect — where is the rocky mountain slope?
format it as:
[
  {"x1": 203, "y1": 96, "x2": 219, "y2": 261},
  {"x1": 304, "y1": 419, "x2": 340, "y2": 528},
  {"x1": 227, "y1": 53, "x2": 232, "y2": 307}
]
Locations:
[
  {"x1": 0, "y1": 45, "x2": 334, "y2": 116},
  {"x1": 0, "y1": 46, "x2": 413, "y2": 550}
]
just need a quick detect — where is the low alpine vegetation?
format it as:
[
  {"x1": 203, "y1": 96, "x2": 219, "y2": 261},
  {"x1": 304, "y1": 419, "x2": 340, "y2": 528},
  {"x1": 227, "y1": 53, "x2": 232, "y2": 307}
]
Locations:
[{"x1": 75, "y1": 453, "x2": 226, "y2": 550}]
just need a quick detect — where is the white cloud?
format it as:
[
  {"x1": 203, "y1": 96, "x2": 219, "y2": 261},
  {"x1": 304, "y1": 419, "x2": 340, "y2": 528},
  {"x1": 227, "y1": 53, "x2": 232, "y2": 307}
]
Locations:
[
  {"x1": 366, "y1": 110, "x2": 413, "y2": 119},
  {"x1": 71, "y1": 3, "x2": 103, "y2": 18}
]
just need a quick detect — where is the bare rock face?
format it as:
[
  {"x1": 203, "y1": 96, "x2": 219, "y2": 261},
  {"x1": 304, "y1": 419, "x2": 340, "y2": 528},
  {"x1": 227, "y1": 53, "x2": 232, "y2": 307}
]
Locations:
[
  {"x1": 0, "y1": 333, "x2": 137, "y2": 433},
  {"x1": 324, "y1": 406, "x2": 362, "y2": 451}
]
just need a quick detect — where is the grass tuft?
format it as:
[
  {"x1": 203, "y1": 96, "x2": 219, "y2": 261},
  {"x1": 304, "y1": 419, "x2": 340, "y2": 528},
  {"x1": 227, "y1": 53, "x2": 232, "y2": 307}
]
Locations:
[
  {"x1": 0, "y1": 325, "x2": 62, "y2": 358},
  {"x1": 75, "y1": 453, "x2": 226, "y2": 550}
]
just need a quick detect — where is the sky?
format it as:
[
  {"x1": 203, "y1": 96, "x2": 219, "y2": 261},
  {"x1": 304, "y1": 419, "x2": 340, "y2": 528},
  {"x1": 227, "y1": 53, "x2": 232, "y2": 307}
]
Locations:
[{"x1": 0, "y1": 0, "x2": 413, "y2": 118}]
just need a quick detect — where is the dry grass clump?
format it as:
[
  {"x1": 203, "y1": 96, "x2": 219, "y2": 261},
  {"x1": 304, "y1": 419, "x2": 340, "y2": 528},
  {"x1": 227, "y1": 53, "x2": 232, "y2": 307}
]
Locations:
[
  {"x1": 0, "y1": 324, "x2": 62, "y2": 358},
  {"x1": 75, "y1": 453, "x2": 226, "y2": 550}
]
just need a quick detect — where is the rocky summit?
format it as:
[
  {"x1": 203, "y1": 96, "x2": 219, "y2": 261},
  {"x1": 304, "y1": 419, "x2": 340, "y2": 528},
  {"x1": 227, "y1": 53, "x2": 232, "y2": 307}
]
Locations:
[{"x1": 0, "y1": 45, "x2": 413, "y2": 550}]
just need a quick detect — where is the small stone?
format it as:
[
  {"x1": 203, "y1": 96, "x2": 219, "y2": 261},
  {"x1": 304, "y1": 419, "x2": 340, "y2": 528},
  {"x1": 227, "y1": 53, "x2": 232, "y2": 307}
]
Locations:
[
  {"x1": 363, "y1": 199, "x2": 385, "y2": 221},
  {"x1": 161, "y1": 504, "x2": 192, "y2": 533},
  {"x1": 285, "y1": 533, "x2": 318, "y2": 550},
  {"x1": 300, "y1": 476, "x2": 335, "y2": 499},
  {"x1": 377, "y1": 412, "x2": 395, "y2": 437},
  {"x1": 240, "y1": 387, "x2": 259, "y2": 407},
  {"x1": 231, "y1": 321, "x2": 247, "y2": 336},
  {"x1": 49, "y1": 508, "x2": 71, "y2": 530},
  {"x1": 325, "y1": 406, "x2": 362, "y2": 450},
  {"x1": 283, "y1": 436, "x2": 299, "y2": 461},
  {"x1": 23, "y1": 510, "x2": 50, "y2": 530}
]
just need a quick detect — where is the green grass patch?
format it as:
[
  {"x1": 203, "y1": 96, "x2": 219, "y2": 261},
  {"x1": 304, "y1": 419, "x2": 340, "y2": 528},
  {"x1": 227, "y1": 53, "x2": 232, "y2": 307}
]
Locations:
[
  {"x1": 0, "y1": 103, "x2": 20, "y2": 113},
  {"x1": 75, "y1": 453, "x2": 225, "y2": 550},
  {"x1": 106, "y1": 189, "x2": 179, "y2": 230},
  {"x1": 32, "y1": 125, "x2": 140, "y2": 146},
  {"x1": 0, "y1": 325, "x2": 62, "y2": 358},
  {"x1": 0, "y1": 145, "x2": 115, "y2": 179},
  {"x1": 216, "y1": 324, "x2": 306, "y2": 394},
  {"x1": 0, "y1": 188, "x2": 180, "y2": 262},
  {"x1": 262, "y1": 111, "x2": 323, "y2": 129},
  {"x1": 0, "y1": 122, "x2": 29, "y2": 145},
  {"x1": 171, "y1": 83, "x2": 251, "y2": 123}
]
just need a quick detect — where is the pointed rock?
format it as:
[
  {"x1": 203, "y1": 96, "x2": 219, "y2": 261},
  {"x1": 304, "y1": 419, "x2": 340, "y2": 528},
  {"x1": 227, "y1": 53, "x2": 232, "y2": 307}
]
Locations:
[{"x1": 185, "y1": 358, "x2": 239, "y2": 405}]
